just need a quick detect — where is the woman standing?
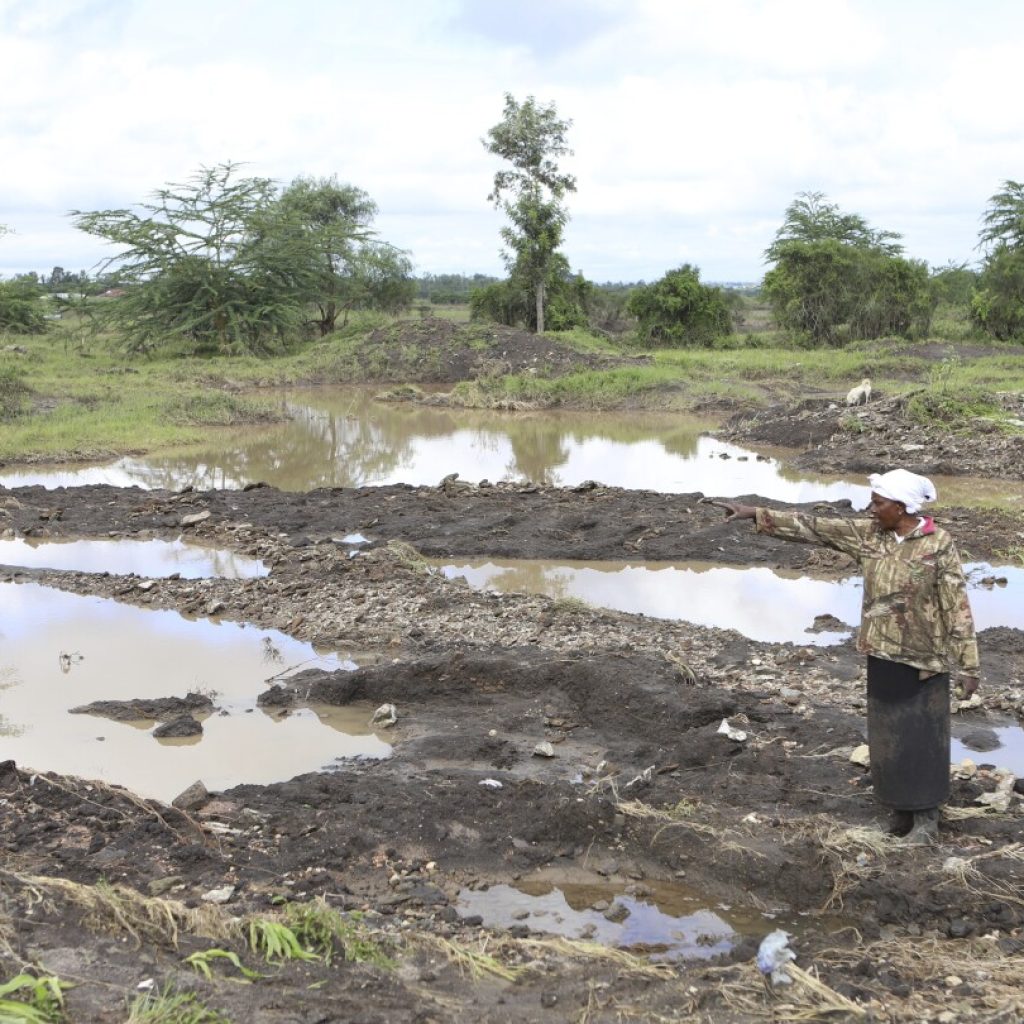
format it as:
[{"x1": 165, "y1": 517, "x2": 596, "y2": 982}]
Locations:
[{"x1": 718, "y1": 469, "x2": 979, "y2": 843}]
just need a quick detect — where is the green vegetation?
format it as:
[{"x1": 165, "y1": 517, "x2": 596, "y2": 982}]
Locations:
[
  {"x1": 126, "y1": 988, "x2": 230, "y2": 1024},
  {"x1": 280, "y1": 898, "x2": 393, "y2": 966},
  {"x1": 626, "y1": 264, "x2": 731, "y2": 346},
  {"x1": 0, "y1": 362, "x2": 30, "y2": 420},
  {"x1": 184, "y1": 948, "x2": 263, "y2": 981},
  {"x1": 469, "y1": 257, "x2": 590, "y2": 332},
  {"x1": 0, "y1": 973, "x2": 68, "y2": 1023},
  {"x1": 72, "y1": 163, "x2": 413, "y2": 355},
  {"x1": 0, "y1": 278, "x2": 48, "y2": 334},
  {"x1": 904, "y1": 354, "x2": 1002, "y2": 427},
  {"x1": 763, "y1": 192, "x2": 935, "y2": 345},
  {"x1": 483, "y1": 94, "x2": 577, "y2": 334}
]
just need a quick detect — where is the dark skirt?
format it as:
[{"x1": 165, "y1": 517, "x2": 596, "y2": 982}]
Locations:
[{"x1": 866, "y1": 656, "x2": 950, "y2": 811}]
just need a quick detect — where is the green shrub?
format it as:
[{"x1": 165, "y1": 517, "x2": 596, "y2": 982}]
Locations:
[{"x1": 0, "y1": 362, "x2": 31, "y2": 419}]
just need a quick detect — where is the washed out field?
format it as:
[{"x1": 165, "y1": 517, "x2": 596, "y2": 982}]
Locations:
[{"x1": 0, "y1": 329, "x2": 1023, "y2": 1023}]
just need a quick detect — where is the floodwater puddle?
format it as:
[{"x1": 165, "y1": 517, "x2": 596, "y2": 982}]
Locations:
[
  {"x1": 952, "y1": 721, "x2": 1024, "y2": 775},
  {"x1": 457, "y1": 873, "x2": 813, "y2": 961},
  {"x1": 2, "y1": 387, "x2": 1016, "y2": 508},
  {"x1": 0, "y1": 536, "x2": 267, "y2": 579},
  {"x1": 0, "y1": 581, "x2": 390, "y2": 802},
  {"x1": 439, "y1": 559, "x2": 1024, "y2": 644}
]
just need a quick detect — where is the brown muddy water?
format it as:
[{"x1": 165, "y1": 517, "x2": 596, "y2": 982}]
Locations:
[
  {"x1": 0, "y1": 536, "x2": 267, "y2": 578},
  {"x1": 438, "y1": 558, "x2": 1024, "y2": 642},
  {"x1": 3, "y1": 387, "x2": 1017, "y2": 507},
  {"x1": 0, "y1": 581, "x2": 391, "y2": 802}
]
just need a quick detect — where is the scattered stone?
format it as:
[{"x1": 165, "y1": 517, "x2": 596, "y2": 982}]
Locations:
[
  {"x1": 148, "y1": 876, "x2": 184, "y2": 897},
  {"x1": 153, "y1": 716, "x2": 202, "y2": 739},
  {"x1": 532, "y1": 741, "x2": 555, "y2": 758},
  {"x1": 370, "y1": 703, "x2": 398, "y2": 727},
  {"x1": 849, "y1": 744, "x2": 871, "y2": 767},
  {"x1": 180, "y1": 510, "x2": 212, "y2": 527},
  {"x1": 201, "y1": 885, "x2": 235, "y2": 905},
  {"x1": 603, "y1": 902, "x2": 630, "y2": 923},
  {"x1": 171, "y1": 780, "x2": 210, "y2": 811},
  {"x1": 205, "y1": 599, "x2": 226, "y2": 615}
]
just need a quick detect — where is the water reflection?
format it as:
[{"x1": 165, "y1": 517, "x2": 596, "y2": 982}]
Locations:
[
  {"x1": 0, "y1": 389, "x2": 856, "y2": 502},
  {"x1": 439, "y1": 559, "x2": 1024, "y2": 644},
  {"x1": 457, "y1": 881, "x2": 738, "y2": 961},
  {"x1": 951, "y1": 724, "x2": 1024, "y2": 775},
  {"x1": 0, "y1": 582, "x2": 389, "y2": 801},
  {"x1": 2, "y1": 388, "x2": 1018, "y2": 508},
  {"x1": 0, "y1": 537, "x2": 267, "y2": 579}
]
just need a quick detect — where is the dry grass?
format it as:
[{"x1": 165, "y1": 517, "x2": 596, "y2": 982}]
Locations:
[
  {"x1": 614, "y1": 798, "x2": 763, "y2": 859},
  {"x1": 817, "y1": 937, "x2": 1024, "y2": 1022},
  {"x1": 421, "y1": 936, "x2": 522, "y2": 982},
  {"x1": 0, "y1": 870, "x2": 235, "y2": 949},
  {"x1": 515, "y1": 936, "x2": 675, "y2": 979},
  {"x1": 796, "y1": 820, "x2": 902, "y2": 910},
  {"x1": 930, "y1": 842, "x2": 1024, "y2": 909}
]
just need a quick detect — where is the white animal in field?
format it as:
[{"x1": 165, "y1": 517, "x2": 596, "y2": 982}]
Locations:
[{"x1": 845, "y1": 378, "x2": 872, "y2": 406}]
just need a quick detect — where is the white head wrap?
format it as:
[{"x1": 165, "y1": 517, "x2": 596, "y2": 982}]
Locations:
[{"x1": 868, "y1": 469, "x2": 937, "y2": 514}]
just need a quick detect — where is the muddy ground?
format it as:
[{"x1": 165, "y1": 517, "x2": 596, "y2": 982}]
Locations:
[
  {"x1": 2, "y1": 469, "x2": 1024, "y2": 1022},
  {"x1": 721, "y1": 391, "x2": 1024, "y2": 481}
]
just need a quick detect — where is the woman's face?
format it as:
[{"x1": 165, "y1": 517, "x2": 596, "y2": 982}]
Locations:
[{"x1": 868, "y1": 492, "x2": 907, "y2": 531}]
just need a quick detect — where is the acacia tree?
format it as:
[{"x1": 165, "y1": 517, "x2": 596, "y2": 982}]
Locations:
[
  {"x1": 972, "y1": 180, "x2": 1024, "y2": 340},
  {"x1": 73, "y1": 164, "x2": 412, "y2": 353},
  {"x1": 483, "y1": 94, "x2": 576, "y2": 334},
  {"x1": 764, "y1": 192, "x2": 932, "y2": 345},
  {"x1": 277, "y1": 176, "x2": 414, "y2": 335}
]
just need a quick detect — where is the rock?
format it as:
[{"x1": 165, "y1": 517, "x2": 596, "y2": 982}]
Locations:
[
  {"x1": 532, "y1": 741, "x2": 556, "y2": 758},
  {"x1": 201, "y1": 885, "x2": 235, "y2": 905},
  {"x1": 603, "y1": 902, "x2": 630, "y2": 923},
  {"x1": 780, "y1": 687, "x2": 801, "y2": 704},
  {"x1": 180, "y1": 510, "x2": 212, "y2": 527},
  {"x1": 849, "y1": 744, "x2": 871, "y2": 767},
  {"x1": 717, "y1": 718, "x2": 747, "y2": 742},
  {"x1": 153, "y1": 716, "x2": 202, "y2": 738},
  {"x1": 959, "y1": 727, "x2": 1001, "y2": 753},
  {"x1": 148, "y1": 876, "x2": 184, "y2": 897},
  {"x1": 137, "y1": 580, "x2": 155, "y2": 592},
  {"x1": 172, "y1": 780, "x2": 210, "y2": 811},
  {"x1": 370, "y1": 703, "x2": 398, "y2": 727},
  {"x1": 205, "y1": 599, "x2": 226, "y2": 615}
]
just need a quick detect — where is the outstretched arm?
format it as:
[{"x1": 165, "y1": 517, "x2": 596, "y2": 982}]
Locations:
[{"x1": 708, "y1": 500, "x2": 870, "y2": 560}]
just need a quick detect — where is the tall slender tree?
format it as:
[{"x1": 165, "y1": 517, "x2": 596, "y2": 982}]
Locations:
[{"x1": 483, "y1": 94, "x2": 576, "y2": 334}]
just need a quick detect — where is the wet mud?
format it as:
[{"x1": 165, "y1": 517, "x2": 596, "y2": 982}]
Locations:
[{"x1": 1, "y1": 473, "x2": 1023, "y2": 1019}]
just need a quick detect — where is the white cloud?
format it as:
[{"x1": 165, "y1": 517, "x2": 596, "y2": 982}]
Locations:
[{"x1": 2, "y1": 0, "x2": 1024, "y2": 280}]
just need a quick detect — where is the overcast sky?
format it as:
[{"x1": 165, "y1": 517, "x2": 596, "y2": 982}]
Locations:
[{"x1": 2, "y1": 0, "x2": 1023, "y2": 283}]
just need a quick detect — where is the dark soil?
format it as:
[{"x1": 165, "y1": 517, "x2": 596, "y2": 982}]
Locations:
[
  {"x1": 3, "y1": 479, "x2": 1021, "y2": 569},
  {"x1": 722, "y1": 391, "x2": 1024, "y2": 480},
  {"x1": 2, "y1": 474, "x2": 1023, "y2": 1021}
]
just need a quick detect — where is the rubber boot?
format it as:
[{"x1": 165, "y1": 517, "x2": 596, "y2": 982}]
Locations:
[
  {"x1": 903, "y1": 807, "x2": 939, "y2": 845},
  {"x1": 885, "y1": 809, "x2": 913, "y2": 836}
]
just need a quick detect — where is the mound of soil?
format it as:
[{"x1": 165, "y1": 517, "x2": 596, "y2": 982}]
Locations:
[
  {"x1": 360, "y1": 317, "x2": 646, "y2": 385},
  {"x1": 723, "y1": 392, "x2": 1024, "y2": 480}
]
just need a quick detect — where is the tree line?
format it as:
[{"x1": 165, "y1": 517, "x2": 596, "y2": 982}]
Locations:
[{"x1": 2, "y1": 93, "x2": 1023, "y2": 349}]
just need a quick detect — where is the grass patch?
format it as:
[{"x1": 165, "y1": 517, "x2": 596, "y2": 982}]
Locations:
[
  {"x1": 3, "y1": 319, "x2": 1023, "y2": 462},
  {"x1": 126, "y1": 988, "x2": 230, "y2": 1024},
  {"x1": 281, "y1": 898, "x2": 393, "y2": 966}
]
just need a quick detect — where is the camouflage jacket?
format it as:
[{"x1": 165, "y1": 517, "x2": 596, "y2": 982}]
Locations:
[{"x1": 754, "y1": 509, "x2": 980, "y2": 676}]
